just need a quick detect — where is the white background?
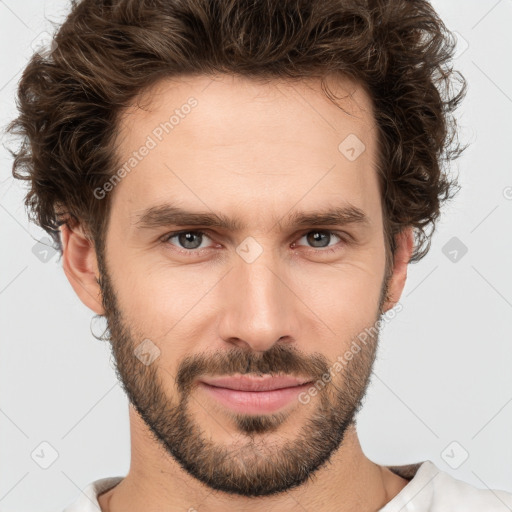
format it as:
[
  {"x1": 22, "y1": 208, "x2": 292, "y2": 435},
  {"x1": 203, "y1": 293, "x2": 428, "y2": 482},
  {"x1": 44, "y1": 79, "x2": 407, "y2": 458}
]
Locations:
[{"x1": 1, "y1": 0, "x2": 511, "y2": 510}]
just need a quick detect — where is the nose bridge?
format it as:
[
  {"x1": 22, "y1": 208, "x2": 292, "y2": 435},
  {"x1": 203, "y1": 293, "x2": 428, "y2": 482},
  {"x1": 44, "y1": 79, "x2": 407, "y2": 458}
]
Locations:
[{"x1": 218, "y1": 238, "x2": 295, "y2": 351}]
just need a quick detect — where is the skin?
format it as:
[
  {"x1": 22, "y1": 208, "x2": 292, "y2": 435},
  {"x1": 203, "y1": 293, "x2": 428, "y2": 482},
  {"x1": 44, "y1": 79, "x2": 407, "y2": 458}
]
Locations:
[{"x1": 60, "y1": 73, "x2": 414, "y2": 512}]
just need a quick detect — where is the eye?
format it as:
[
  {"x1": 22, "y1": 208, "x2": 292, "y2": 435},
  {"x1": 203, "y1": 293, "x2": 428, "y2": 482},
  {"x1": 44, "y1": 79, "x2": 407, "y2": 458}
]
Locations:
[
  {"x1": 295, "y1": 230, "x2": 340, "y2": 248},
  {"x1": 162, "y1": 230, "x2": 213, "y2": 252},
  {"x1": 292, "y1": 230, "x2": 344, "y2": 253},
  {"x1": 160, "y1": 229, "x2": 346, "y2": 256}
]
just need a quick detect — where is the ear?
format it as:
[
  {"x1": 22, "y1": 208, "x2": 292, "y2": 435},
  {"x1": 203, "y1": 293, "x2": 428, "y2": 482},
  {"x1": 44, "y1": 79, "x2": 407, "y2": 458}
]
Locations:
[
  {"x1": 381, "y1": 227, "x2": 414, "y2": 313},
  {"x1": 60, "y1": 223, "x2": 105, "y2": 315}
]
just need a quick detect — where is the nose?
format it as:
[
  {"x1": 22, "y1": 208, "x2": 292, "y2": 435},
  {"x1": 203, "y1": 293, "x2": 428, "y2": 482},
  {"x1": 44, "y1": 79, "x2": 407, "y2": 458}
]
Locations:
[{"x1": 217, "y1": 253, "x2": 298, "y2": 353}]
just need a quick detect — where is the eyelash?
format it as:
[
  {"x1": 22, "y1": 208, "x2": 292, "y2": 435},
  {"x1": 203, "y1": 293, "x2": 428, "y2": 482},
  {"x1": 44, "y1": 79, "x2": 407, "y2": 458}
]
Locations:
[{"x1": 159, "y1": 229, "x2": 348, "y2": 257}]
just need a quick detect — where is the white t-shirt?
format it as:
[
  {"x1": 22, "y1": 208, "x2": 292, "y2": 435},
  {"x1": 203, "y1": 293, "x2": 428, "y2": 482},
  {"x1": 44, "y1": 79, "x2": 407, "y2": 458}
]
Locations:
[{"x1": 63, "y1": 460, "x2": 512, "y2": 511}]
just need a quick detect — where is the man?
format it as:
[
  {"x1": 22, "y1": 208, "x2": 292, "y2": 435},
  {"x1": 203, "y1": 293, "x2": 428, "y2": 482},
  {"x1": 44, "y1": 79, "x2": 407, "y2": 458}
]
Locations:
[{"x1": 8, "y1": 0, "x2": 512, "y2": 510}]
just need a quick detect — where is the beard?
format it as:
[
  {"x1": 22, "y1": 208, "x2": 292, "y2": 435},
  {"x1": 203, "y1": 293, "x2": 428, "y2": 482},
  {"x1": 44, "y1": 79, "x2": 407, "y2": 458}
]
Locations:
[{"x1": 96, "y1": 252, "x2": 390, "y2": 497}]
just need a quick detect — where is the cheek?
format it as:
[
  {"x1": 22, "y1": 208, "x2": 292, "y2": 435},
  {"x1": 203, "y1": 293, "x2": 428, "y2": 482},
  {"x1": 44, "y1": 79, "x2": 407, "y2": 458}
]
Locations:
[
  {"x1": 110, "y1": 257, "x2": 224, "y2": 347},
  {"x1": 289, "y1": 260, "x2": 384, "y2": 346}
]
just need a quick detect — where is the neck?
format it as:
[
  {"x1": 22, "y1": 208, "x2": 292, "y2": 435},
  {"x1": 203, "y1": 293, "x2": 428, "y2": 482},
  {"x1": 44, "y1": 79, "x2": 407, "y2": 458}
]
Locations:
[{"x1": 98, "y1": 406, "x2": 409, "y2": 512}]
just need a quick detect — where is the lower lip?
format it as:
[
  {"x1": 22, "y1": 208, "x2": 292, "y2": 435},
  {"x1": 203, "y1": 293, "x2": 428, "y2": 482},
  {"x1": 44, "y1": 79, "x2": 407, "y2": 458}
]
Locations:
[{"x1": 198, "y1": 382, "x2": 312, "y2": 414}]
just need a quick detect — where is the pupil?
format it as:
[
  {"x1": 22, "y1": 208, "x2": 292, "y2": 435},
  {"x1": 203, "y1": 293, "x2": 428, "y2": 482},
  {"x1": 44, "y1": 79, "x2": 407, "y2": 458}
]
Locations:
[
  {"x1": 307, "y1": 231, "x2": 329, "y2": 248},
  {"x1": 179, "y1": 232, "x2": 201, "y2": 249}
]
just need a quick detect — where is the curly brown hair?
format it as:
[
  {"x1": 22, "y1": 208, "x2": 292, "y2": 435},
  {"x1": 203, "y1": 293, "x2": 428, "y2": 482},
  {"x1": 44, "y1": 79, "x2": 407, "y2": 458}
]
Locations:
[{"x1": 7, "y1": 0, "x2": 467, "y2": 266}]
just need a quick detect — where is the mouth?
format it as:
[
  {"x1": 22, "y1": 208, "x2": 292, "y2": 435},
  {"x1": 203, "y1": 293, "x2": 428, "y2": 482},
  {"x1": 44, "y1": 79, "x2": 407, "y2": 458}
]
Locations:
[{"x1": 198, "y1": 374, "x2": 313, "y2": 414}]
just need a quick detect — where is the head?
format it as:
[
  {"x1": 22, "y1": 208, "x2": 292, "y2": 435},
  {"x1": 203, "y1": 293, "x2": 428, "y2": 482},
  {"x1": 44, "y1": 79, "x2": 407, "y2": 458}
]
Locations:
[{"x1": 9, "y1": 0, "x2": 466, "y2": 498}]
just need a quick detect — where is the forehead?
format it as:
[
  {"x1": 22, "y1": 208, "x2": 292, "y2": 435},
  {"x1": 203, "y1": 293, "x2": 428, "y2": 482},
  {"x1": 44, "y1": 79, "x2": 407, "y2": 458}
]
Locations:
[
  {"x1": 118, "y1": 73, "x2": 376, "y2": 146},
  {"x1": 111, "y1": 73, "x2": 381, "y2": 230}
]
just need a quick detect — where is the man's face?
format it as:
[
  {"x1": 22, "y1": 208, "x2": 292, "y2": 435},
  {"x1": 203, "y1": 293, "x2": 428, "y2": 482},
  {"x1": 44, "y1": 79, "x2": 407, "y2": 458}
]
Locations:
[{"x1": 97, "y1": 74, "x2": 390, "y2": 496}]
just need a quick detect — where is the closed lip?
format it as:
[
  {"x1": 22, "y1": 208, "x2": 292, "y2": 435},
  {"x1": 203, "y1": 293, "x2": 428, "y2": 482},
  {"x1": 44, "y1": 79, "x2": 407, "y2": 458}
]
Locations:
[{"x1": 199, "y1": 374, "x2": 313, "y2": 392}]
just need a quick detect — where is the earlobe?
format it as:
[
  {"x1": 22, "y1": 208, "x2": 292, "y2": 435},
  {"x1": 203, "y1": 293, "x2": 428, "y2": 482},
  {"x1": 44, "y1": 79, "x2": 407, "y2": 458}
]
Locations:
[
  {"x1": 381, "y1": 227, "x2": 414, "y2": 313},
  {"x1": 60, "y1": 223, "x2": 105, "y2": 315}
]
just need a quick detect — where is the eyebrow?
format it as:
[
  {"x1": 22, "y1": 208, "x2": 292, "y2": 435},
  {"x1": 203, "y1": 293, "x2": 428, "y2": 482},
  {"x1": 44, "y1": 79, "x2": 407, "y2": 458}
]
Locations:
[{"x1": 133, "y1": 203, "x2": 371, "y2": 232}]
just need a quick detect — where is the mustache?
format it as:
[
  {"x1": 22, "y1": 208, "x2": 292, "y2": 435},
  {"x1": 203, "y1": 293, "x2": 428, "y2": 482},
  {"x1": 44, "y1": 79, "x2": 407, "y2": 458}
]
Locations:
[{"x1": 176, "y1": 343, "x2": 330, "y2": 394}]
